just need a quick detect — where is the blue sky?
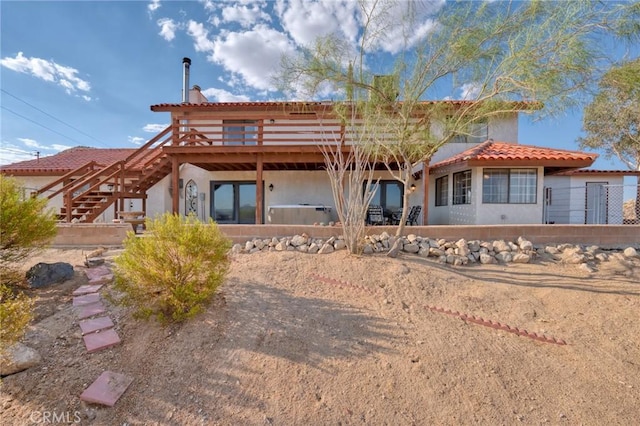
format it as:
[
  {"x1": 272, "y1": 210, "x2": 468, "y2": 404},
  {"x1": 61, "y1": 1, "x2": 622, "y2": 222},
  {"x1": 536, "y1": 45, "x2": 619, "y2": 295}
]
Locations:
[{"x1": 0, "y1": 0, "x2": 636, "y2": 172}]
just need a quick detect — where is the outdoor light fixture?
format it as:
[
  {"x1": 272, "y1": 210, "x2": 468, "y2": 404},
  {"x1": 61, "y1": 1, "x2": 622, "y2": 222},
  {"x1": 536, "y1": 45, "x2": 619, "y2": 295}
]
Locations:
[
  {"x1": 269, "y1": 183, "x2": 274, "y2": 191},
  {"x1": 410, "y1": 183, "x2": 416, "y2": 192}
]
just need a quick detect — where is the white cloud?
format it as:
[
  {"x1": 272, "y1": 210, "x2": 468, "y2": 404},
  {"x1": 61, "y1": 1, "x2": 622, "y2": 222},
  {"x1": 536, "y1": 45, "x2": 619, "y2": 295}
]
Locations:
[
  {"x1": 186, "y1": 20, "x2": 216, "y2": 53},
  {"x1": 143, "y1": 123, "x2": 168, "y2": 133},
  {"x1": 221, "y1": 2, "x2": 271, "y2": 28},
  {"x1": 16, "y1": 137, "x2": 69, "y2": 152},
  {"x1": 201, "y1": 87, "x2": 250, "y2": 102},
  {"x1": 51, "y1": 144, "x2": 72, "y2": 151},
  {"x1": 128, "y1": 136, "x2": 145, "y2": 145},
  {"x1": 148, "y1": 0, "x2": 161, "y2": 14},
  {"x1": 17, "y1": 137, "x2": 43, "y2": 148},
  {"x1": 278, "y1": 0, "x2": 359, "y2": 48},
  {"x1": 362, "y1": 0, "x2": 443, "y2": 54},
  {"x1": 460, "y1": 82, "x2": 482, "y2": 100},
  {"x1": 1, "y1": 52, "x2": 92, "y2": 96},
  {"x1": 0, "y1": 143, "x2": 33, "y2": 165},
  {"x1": 157, "y1": 18, "x2": 177, "y2": 41},
  {"x1": 210, "y1": 24, "x2": 296, "y2": 91}
]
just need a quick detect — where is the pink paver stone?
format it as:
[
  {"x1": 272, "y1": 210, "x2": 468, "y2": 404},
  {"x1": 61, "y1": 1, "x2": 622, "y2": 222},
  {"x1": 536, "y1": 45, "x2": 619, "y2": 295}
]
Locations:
[
  {"x1": 79, "y1": 316, "x2": 114, "y2": 335},
  {"x1": 76, "y1": 301, "x2": 107, "y2": 319},
  {"x1": 88, "y1": 274, "x2": 113, "y2": 284},
  {"x1": 83, "y1": 328, "x2": 121, "y2": 353},
  {"x1": 84, "y1": 265, "x2": 112, "y2": 281},
  {"x1": 73, "y1": 293, "x2": 101, "y2": 306},
  {"x1": 73, "y1": 284, "x2": 103, "y2": 296},
  {"x1": 80, "y1": 371, "x2": 133, "y2": 407}
]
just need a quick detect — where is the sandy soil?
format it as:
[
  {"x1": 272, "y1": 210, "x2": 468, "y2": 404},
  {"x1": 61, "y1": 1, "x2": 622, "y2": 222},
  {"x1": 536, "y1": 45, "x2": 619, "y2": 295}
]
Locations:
[{"x1": 1, "y1": 247, "x2": 639, "y2": 425}]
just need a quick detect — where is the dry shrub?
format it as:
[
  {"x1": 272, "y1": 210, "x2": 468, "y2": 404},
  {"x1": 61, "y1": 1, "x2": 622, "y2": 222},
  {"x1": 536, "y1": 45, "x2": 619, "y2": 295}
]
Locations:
[
  {"x1": 0, "y1": 284, "x2": 34, "y2": 355},
  {"x1": 113, "y1": 213, "x2": 231, "y2": 323}
]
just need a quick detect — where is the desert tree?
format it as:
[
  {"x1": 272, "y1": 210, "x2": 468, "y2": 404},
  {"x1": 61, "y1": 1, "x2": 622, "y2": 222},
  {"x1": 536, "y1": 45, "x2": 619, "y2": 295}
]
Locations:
[
  {"x1": 279, "y1": 0, "x2": 639, "y2": 237},
  {"x1": 578, "y1": 58, "x2": 640, "y2": 217}
]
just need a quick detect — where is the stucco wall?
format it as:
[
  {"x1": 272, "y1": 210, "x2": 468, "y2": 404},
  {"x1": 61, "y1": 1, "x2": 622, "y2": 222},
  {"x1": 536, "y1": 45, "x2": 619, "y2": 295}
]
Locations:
[
  {"x1": 428, "y1": 166, "x2": 544, "y2": 225},
  {"x1": 544, "y1": 175, "x2": 625, "y2": 225}
]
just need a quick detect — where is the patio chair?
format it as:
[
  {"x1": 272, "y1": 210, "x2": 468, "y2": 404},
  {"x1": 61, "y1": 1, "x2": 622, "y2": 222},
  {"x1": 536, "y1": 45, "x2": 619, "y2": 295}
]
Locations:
[
  {"x1": 367, "y1": 205, "x2": 385, "y2": 225},
  {"x1": 390, "y1": 208, "x2": 403, "y2": 225},
  {"x1": 406, "y1": 205, "x2": 422, "y2": 226}
]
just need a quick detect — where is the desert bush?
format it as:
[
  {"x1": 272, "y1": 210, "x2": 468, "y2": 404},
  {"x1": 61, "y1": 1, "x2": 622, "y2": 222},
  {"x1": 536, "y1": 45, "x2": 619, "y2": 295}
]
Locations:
[
  {"x1": 113, "y1": 213, "x2": 232, "y2": 323},
  {"x1": 0, "y1": 176, "x2": 57, "y2": 282},
  {"x1": 0, "y1": 284, "x2": 34, "y2": 355}
]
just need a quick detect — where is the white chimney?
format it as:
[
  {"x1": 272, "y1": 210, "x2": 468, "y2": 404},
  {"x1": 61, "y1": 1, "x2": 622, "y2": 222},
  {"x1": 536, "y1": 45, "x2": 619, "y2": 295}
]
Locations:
[{"x1": 182, "y1": 57, "x2": 191, "y2": 103}]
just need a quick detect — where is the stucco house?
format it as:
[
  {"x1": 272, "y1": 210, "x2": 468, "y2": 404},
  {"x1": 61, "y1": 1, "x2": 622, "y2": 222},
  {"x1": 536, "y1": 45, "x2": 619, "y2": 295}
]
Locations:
[{"x1": 3, "y1": 83, "x2": 635, "y2": 227}]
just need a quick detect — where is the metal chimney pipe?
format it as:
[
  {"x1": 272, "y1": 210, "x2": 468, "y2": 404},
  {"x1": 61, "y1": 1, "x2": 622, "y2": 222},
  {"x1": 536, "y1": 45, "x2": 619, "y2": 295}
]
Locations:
[{"x1": 182, "y1": 57, "x2": 191, "y2": 103}]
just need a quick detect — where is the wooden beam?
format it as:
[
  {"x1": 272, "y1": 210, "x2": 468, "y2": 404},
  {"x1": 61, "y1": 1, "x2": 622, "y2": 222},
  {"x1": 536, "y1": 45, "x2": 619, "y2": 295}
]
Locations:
[
  {"x1": 172, "y1": 156, "x2": 179, "y2": 214},
  {"x1": 256, "y1": 154, "x2": 263, "y2": 224},
  {"x1": 422, "y1": 161, "x2": 429, "y2": 225}
]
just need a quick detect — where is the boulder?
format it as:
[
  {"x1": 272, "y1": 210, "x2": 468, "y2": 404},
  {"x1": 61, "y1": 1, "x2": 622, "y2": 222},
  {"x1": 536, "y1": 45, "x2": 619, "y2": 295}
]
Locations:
[
  {"x1": 318, "y1": 243, "x2": 334, "y2": 254},
  {"x1": 403, "y1": 243, "x2": 420, "y2": 254},
  {"x1": 517, "y1": 237, "x2": 533, "y2": 251},
  {"x1": 493, "y1": 240, "x2": 511, "y2": 253},
  {"x1": 495, "y1": 252, "x2": 513, "y2": 263},
  {"x1": 26, "y1": 262, "x2": 74, "y2": 289},
  {"x1": 290, "y1": 235, "x2": 308, "y2": 247},
  {"x1": 333, "y1": 240, "x2": 347, "y2": 251},
  {"x1": 512, "y1": 253, "x2": 531, "y2": 264},
  {"x1": 0, "y1": 343, "x2": 42, "y2": 376},
  {"x1": 479, "y1": 253, "x2": 496, "y2": 264},
  {"x1": 623, "y1": 247, "x2": 638, "y2": 258}
]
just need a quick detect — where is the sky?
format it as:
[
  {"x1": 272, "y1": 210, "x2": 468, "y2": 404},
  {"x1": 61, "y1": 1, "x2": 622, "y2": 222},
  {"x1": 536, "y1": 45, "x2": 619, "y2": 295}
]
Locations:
[{"x1": 0, "y1": 0, "x2": 637, "y2": 173}]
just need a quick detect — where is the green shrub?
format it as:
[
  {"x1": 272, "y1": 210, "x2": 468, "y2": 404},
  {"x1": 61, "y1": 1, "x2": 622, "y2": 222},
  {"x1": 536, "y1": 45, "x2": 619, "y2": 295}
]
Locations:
[
  {"x1": 0, "y1": 176, "x2": 57, "y2": 267},
  {"x1": 0, "y1": 284, "x2": 34, "y2": 355},
  {"x1": 113, "y1": 213, "x2": 232, "y2": 323}
]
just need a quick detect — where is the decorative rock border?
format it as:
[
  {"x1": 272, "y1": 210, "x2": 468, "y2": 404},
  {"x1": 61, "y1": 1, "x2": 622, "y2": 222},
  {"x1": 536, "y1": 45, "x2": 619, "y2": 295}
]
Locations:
[
  {"x1": 233, "y1": 233, "x2": 640, "y2": 268},
  {"x1": 424, "y1": 305, "x2": 567, "y2": 346}
]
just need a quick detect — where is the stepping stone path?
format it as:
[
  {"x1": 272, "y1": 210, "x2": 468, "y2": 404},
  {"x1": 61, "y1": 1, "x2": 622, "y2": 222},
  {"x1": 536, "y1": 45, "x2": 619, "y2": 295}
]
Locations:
[
  {"x1": 74, "y1": 261, "x2": 132, "y2": 407},
  {"x1": 80, "y1": 371, "x2": 134, "y2": 407}
]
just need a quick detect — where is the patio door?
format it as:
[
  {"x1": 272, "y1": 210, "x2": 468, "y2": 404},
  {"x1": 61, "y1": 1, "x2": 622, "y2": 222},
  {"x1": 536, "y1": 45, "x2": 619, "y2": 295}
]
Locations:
[
  {"x1": 210, "y1": 182, "x2": 258, "y2": 224},
  {"x1": 585, "y1": 182, "x2": 607, "y2": 224}
]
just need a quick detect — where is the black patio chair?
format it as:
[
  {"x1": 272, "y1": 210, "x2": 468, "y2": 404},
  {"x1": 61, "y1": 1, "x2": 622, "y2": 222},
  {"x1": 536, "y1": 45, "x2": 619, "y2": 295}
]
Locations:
[
  {"x1": 406, "y1": 205, "x2": 421, "y2": 226},
  {"x1": 390, "y1": 208, "x2": 403, "y2": 225},
  {"x1": 367, "y1": 205, "x2": 385, "y2": 225}
]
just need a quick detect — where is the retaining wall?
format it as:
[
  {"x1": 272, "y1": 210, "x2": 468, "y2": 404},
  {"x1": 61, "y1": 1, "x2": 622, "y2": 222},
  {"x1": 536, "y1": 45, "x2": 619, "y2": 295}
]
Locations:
[{"x1": 50, "y1": 223, "x2": 639, "y2": 249}]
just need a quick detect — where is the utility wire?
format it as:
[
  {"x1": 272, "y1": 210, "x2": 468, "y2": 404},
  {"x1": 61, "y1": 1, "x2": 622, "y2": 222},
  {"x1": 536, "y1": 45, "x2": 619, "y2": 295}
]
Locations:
[
  {"x1": 1, "y1": 105, "x2": 88, "y2": 146},
  {"x1": 1, "y1": 88, "x2": 110, "y2": 147}
]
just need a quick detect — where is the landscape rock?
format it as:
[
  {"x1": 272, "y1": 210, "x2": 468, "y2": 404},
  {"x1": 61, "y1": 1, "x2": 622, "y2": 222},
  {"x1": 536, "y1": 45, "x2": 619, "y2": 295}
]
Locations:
[
  {"x1": 623, "y1": 247, "x2": 638, "y2": 258},
  {"x1": 0, "y1": 343, "x2": 42, "y2": 376},
  {"x1": 318, "y1": 243, "x2": 334, "y2": 254},
  {"x1": 495, "y1": 252, "x2": 513, "y2": 263},
  {"x1": 512, "y1": 253, "x2": 531, "y2": 264},
  {"x1": 493, "y1": 240, "x2": 511, "y2": 253},
  {"x1": 26, "y1": 262, "x2": 74, "y2": 288}
]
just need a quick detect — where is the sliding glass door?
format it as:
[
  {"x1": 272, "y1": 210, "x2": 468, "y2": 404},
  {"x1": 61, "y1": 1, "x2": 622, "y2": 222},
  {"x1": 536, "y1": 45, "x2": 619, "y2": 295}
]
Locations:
[{"x1": 210, "y1": 182, "x2": 258, "y2": 224}]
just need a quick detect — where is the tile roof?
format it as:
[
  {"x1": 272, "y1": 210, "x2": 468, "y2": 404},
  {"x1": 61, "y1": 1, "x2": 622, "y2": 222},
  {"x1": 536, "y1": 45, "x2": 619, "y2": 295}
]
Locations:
[
  {"x1": 0, "y1": 147, "x2": 135, "y2": 176},
  {"x1": 550, "y1": 169, "x2": 640, "y2": 176},
  {"x1": 429, "y1": 140, "x2": 598, "y2": 171},
  {"x1": 151, "y1": 100, "x2": 541, "y2": 111}
]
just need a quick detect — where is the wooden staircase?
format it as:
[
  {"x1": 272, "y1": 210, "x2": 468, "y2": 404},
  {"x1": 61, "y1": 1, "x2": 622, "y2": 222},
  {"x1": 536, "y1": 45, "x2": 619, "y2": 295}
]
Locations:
[{"x1": 37, "y1": 125, "x2": 174, "y2": 223}]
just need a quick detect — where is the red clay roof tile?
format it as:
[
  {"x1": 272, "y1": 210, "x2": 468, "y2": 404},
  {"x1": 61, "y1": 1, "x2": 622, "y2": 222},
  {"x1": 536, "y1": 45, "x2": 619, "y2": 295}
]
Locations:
[
  {"x1": 429, "y1": 140, "x2": 598, "y2": 171},
  {"x1": 0, "y1": 147, "x2": 134, "y2": 175}
]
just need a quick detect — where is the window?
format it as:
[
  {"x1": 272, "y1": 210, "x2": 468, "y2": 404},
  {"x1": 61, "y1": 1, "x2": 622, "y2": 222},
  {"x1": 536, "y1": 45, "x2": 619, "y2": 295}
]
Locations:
[
  {"x1": 185, "y1": 180, "x2": 198, "y2": 215},
  {"x1": 435, "y1": 175, "x2": 448, "y2": 206},
  {"x1": 453, "y1": 170, "x2": 472, "y2": 205},
  {"x1": 451, "y1": 119, "x2": 488, "y2": 144},
  {"x1": 223, "y1": 120, "x2": 257, "y2": 145},
  {"x1": 211, "y1": 182, "x2": 258, "y2": 224},
  {"x1": 367, "y1": 180, "x2": 403, "y2": 215},
  {"x1": 482, "y1": 168, "x2": 537, "y2": 204}
]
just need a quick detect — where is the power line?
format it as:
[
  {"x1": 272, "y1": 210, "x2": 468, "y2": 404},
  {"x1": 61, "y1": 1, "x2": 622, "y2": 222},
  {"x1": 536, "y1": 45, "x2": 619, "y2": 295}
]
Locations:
[
  {"x1": 1, "y1": 88, "x2": 110, "y2": 148},
  {"x1": 1, "y1": 105, "x2": 88, "y2": 146}
]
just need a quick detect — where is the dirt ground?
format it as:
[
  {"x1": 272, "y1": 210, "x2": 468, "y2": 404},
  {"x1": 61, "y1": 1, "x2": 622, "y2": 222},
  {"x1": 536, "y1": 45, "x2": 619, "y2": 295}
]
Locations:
[{"x1": 1, "y1": 247, "x2": 639, "y2": 425}]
